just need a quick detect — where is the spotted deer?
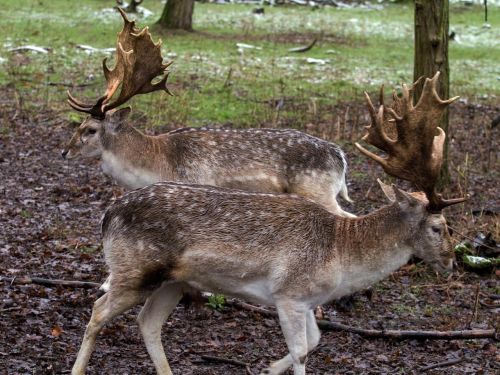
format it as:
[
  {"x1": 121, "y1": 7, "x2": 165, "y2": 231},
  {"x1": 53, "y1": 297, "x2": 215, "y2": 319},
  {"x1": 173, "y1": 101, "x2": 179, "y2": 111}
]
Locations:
[
  {"x1": 71, "y1": 73, "x2": 465, "y2": 375},
  {"x1": 62, "y1": 9, "x2": 353, "y2": 217}
]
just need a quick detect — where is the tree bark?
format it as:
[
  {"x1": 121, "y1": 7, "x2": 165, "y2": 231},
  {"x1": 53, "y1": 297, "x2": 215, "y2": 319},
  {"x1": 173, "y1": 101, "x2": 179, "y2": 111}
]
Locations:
[
  {"x1": 414, "y1": 0, "x2": 450, "y2": 186},
  {"x1": 157, "y1": 0, "x2": 195, "y2": 31}
]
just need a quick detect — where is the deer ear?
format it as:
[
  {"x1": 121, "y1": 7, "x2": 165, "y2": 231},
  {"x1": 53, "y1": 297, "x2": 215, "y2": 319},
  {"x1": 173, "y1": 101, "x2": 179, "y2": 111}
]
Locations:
[
  {"x1": 110, "y1": 107, "x2": 131, "y2": 122},
  {"x1": 105, "y1": 107, "x2": 131, "y2": 132},
  {"x1": 377, "y1": 179, "x2": 396, "y2": 202},
  {"x1": 393, "y1": 186, "x2": 420, "y2": 208}
]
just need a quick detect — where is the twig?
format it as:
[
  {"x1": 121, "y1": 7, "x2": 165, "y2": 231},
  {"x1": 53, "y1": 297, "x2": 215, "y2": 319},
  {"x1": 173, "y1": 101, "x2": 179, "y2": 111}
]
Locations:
[
  {"x1": 468, "y1": 282, "x2": 481, "y2": 328},
  {"x1": 201, "y1": 354, "x2": 252, "y2": 374},
  {"x1": 5, "y1": 276, "x2": 101, "y2": 289},
  {"x1": 222, "y1": 67, "x2": 233, "y2": 89},
  {"x1": 227, "y1": 299, "x2": 277, "y2": 317},
  {"x1": 482, "y1": 292, "x2": 500, "y2": 300},
  {"x1": 0, "y1": 306, "x2": 22, "y2": 314},
  {"x1": 288, "y1": 38, "x2": 317, "y2": 53},
  {"x1": 419, "y1": 356, "x2": 464, "y2": 372},
  {"x1": 447, "y1": 225, "x2": 498, "y2": 252}
]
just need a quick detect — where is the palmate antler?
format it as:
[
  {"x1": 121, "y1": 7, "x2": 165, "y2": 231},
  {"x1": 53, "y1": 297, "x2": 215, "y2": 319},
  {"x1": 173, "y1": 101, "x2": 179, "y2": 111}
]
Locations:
[
  {"x1": 68, "y1": 8, "x2": 172, "y2": 119},
  {"x1": 355, "y1": 72, "x2": 466, "y2": 212}
]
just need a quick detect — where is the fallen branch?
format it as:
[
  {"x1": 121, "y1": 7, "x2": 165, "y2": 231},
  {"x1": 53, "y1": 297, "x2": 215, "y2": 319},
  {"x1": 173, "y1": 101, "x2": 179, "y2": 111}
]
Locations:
[
  {"x1": 6, "y1": 276, "x2": 101, "y2": 289},
  {"x1": 227, "y1": 300, "x2": 497, "y2": 341},
  {"x1": 419, "y1": 356, "x2": 464, "y2": 372},
  {"x1": 316, "y1": 320, "x2": 496, "y2": 340}
]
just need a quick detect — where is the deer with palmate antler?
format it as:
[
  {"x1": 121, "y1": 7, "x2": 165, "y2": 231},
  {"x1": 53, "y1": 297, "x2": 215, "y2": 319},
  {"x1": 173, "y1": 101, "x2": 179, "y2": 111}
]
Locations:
[
  {"x1": 63, "y1": 8, "x2": 354, "y2": 217},
  {"x1": 71, "y1": 72, "x2": 465, "y2": 375}
]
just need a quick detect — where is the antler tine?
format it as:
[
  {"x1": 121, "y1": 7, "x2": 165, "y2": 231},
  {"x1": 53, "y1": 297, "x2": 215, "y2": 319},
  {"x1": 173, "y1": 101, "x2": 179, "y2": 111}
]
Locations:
[
  {"x1": 67, "y1": 91, "x2": 107, "y2": 118},
  {"x1": 360, "y1": 91, "x2": 396, "y2": 153},
  {"x1": 389, "y1": 76, "x2": 424, "y2": 118},
  {"x1": 357, "y1": 73, "x2": 465, "y2": 211},
  {"x1": 67, "y1": 91, "x2": 96, "y2": 109},
  {"x1": 415, "y1": 72, "x2": 460, "y2": 109}
]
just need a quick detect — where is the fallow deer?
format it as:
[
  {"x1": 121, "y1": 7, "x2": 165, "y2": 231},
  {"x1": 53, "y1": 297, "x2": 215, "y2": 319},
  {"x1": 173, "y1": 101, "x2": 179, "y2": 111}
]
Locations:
[
  {"x1": 62, "y1": 8, "x2": 353, "y2": 217},
  {"x1": 71, "y1": 73, "x2": 465, "y2": 375}
]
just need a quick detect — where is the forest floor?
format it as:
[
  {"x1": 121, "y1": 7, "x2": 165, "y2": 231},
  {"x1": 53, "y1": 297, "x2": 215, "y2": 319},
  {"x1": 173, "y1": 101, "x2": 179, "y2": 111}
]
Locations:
[{"x1": 0, "y1": 84, "x2": 498, "y2": 374}]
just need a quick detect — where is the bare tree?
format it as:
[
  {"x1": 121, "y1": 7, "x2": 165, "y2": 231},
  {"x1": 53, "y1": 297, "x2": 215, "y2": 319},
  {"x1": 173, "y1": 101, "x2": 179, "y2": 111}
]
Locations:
[
  {"x1": 157, "y1": 0, "x2": 195, "y2": 31},
  {"x1": 414, "y1": 0, "x2": 450, "y2": 184}
]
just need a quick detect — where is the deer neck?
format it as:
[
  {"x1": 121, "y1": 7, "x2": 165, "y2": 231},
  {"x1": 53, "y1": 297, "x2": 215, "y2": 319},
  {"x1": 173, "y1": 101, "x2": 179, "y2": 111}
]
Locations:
[
  {"x1": 101, "y1": 127, "x2": 168, "y2": 189},
  {"x1": 329, "y1": 205, "x2": 415, "y2": 299}
]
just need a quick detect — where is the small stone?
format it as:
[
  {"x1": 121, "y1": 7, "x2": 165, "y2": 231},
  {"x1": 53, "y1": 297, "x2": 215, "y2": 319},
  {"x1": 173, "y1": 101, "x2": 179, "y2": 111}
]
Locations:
[{"x1": 376, "y1": 354, "x2": 389, "y2": 363}]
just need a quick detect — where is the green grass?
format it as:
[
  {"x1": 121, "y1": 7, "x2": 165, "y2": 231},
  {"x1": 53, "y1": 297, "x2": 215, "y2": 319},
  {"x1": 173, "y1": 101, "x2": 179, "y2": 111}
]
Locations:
[{"x1": 1, "y1": 1, "x2": 499, "y2": 127}]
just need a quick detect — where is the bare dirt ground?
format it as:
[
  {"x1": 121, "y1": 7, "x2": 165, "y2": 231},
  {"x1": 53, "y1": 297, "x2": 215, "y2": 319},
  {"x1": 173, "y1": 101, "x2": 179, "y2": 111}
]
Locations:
[{"x1": 0, "y1": 86, "x2": 498, "y2": 374}]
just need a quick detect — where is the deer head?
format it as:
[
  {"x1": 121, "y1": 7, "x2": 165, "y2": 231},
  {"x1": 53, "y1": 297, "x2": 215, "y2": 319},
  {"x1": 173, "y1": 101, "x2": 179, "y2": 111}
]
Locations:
[
  {"x1": 355, "y1": 72, "x2": 466, "y2": 271},
  {"x1": 61, "y1": 108, "x2": 131, "y2": 159},
  {"x1": 62, "y1": 8, "x2": 171, "y2": 159}
]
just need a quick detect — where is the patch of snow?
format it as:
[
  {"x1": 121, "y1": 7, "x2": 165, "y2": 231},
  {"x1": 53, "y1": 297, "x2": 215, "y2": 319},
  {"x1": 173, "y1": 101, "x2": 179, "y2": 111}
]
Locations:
[
  {"x1": 306, "y1": 57, "x2": 328, "y2": 65},
  {"x1": 236, "y1": 43, "x2": 262, "y2": 50},
  {"x1": 8, "y1": 45, "x2": 50, "y2": 54},
  {"x1": 76, "y1": 45, "x2": 115, "y2": 54}
]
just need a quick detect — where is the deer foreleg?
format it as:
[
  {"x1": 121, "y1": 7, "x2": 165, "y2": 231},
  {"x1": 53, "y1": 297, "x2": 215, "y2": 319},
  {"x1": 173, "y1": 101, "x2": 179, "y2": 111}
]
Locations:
[{"x1": 261, "y1": 303, "x2": 312, "y2": 375}]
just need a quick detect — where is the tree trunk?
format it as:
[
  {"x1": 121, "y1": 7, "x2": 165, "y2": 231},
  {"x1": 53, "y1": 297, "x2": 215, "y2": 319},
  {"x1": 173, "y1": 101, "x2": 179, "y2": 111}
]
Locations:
[
  {"x1": 157, "y1": 0, "x2": 195, "y2": 31},
  {"x1": 414, "y1": 0, "x2": 450, "y2": 186}
]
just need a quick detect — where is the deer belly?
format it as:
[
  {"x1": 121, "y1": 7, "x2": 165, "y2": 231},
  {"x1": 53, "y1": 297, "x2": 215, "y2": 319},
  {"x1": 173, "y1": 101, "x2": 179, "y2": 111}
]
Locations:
[{"x1": 184, "y1": 273, "x2": 274, "y2": 305}]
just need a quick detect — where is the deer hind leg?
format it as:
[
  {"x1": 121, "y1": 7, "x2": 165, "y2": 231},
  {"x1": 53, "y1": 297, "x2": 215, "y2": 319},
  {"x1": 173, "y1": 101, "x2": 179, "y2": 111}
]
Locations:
[
  {"x1": 72, "y1": 288, "x2": 142, "y2": 375},
  {"x1": 303, "y1": 190, "x2": 355, "y2": 218},
  {"x1": 324, "y1": 178, "x2": 356, "y2": 218},
  {"x1": 137, "y1": 282, "x2": 184, "y2": 375},
  {"x1": 260, "y1": 309, "x2": 319, "y2": 375}
]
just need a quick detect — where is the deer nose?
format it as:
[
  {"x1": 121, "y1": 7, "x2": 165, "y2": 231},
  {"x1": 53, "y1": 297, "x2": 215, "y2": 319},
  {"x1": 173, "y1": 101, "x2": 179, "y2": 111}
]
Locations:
[{"x1": 61, "y1": 149, "x2": 68, "y2": 159}]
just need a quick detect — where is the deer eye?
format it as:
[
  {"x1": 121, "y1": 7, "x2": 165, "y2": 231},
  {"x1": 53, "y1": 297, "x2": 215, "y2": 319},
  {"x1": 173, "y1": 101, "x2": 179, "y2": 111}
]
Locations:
[
  {"x1": 431, "y1": 226, "x2": 441, "y2": 234},
  {"x1": 87, "y1": 128, "x2": 97, "y2": 135}
]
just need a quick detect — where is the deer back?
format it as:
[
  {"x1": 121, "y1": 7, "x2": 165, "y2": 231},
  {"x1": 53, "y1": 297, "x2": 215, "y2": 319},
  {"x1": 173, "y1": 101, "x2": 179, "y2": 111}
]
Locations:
[{"x1": 101, "y1": 182, "x2": 453, "y2": 306}]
